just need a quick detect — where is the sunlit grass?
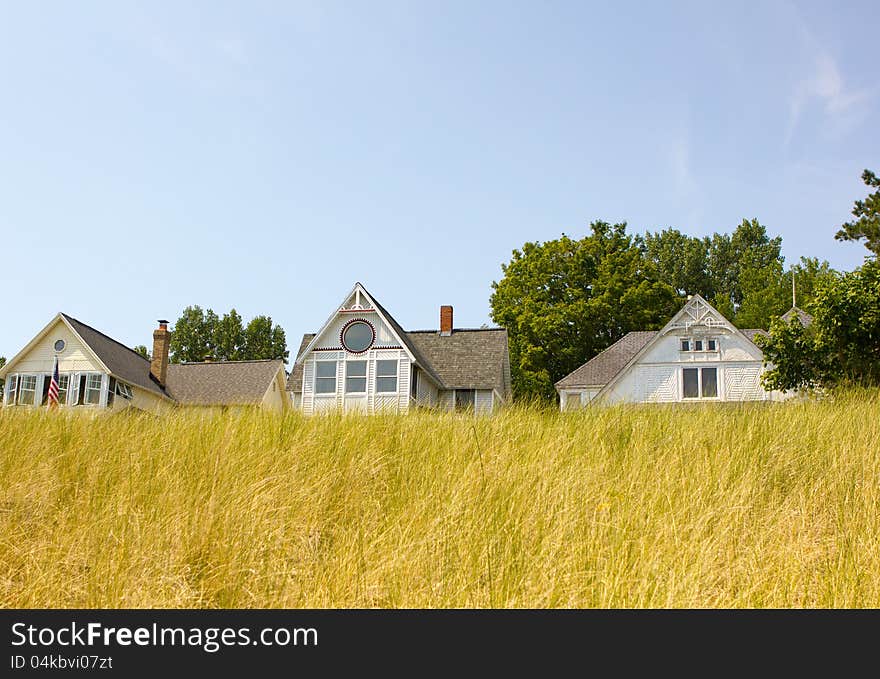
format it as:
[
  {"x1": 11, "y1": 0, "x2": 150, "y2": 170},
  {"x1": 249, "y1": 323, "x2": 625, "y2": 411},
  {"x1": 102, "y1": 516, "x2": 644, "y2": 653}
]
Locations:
[{"x1": 1, "y1": 390, "x2": 879, "y2": 608}]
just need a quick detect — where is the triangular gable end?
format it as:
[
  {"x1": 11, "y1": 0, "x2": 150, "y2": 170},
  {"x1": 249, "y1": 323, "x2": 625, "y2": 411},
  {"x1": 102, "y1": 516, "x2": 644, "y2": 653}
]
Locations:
[
  {"x1": 294, "y1": 283, "x2": 418, "y2": 366},
  {"x1": 592, "y1": 294, "x2": 762, "y2": 402},
  {"x1": 0, "y1": 313, "x2": 111, "y2": 378}
]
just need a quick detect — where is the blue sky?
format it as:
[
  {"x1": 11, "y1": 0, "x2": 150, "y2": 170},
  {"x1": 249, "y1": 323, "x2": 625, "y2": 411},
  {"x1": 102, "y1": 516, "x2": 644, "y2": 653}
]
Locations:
[{"x1": 1, "y1": 1, "x2": 877, "y2": 361}]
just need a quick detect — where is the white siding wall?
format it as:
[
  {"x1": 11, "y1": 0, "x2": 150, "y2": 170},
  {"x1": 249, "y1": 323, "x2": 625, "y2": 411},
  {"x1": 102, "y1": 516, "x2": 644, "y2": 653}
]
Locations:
[
  {"x1": 724, "y1": 364, "x2": 766, "y2": 401},
  {"x1": 11, "y1": 320, "x2": 103, "y2": 375},
  {"x1": 300, "y1": 348, "x2": 411, "y2": 414},
  {"x1": 600, "y1": 330, "x2": 768, "y2": 404},
  {"x1": 414, "y1": 371, "x2": 438, "y2": 407},
  {"x1": 475, "y1": 389, "x2": 494, "y2": 414}
]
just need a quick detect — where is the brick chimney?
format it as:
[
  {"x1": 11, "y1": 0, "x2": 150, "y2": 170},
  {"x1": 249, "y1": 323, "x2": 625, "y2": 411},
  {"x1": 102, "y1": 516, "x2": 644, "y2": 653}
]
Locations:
[
  {"x1": 151, "y1": 320, "x2": 170, "y2": 387},
  {"x1": 440, "y1": 305, "x2": 453, "y2": 336}
]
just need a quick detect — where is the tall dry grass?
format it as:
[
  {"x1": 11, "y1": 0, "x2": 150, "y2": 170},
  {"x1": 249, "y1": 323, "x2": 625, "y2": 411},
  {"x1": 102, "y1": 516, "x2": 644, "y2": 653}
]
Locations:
[{"x1": 1, "y1": 391, "x2": 879, "y2": 608}]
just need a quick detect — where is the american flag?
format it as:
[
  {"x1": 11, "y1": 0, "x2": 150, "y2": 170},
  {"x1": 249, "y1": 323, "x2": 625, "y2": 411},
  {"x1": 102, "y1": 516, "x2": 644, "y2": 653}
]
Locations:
[{"x1": 47, "y1": 356, "x2": 60, "y2": 408}]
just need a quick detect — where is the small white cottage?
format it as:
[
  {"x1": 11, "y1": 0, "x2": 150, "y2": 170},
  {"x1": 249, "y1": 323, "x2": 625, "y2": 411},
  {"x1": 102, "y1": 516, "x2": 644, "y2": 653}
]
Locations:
[
  {"x1": 0, "y1": 313, "x2": 289, "y2": 413},
  {"x1": 287, "y1": 283, "x2": 511, "y2": 414},
  {"x1": 555, "y1": 294, "x2": 781, "y2": 408}
]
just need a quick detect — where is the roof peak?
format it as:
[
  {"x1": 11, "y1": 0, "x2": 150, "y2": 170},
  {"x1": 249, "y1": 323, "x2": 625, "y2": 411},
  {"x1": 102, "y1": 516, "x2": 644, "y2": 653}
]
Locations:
[{"x1": 61, "y1": 313, "x2": 151, "y2": 365}]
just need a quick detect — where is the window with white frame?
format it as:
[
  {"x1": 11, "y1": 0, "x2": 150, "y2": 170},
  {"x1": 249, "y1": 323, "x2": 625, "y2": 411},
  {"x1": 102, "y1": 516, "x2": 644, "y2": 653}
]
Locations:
[
  {"x1": 116, "y1": 382, "x2": 133, "y2": 400},
  {"x1": 345, "y1": 361, "x2": 367, "y2": 393},
  {"x1": 5, "y1": 375, "x2": 17, "y2": 405},
  {"x1": 18, "y1": 375, "x2": 37, "y2": 406},
  {"x1": 375, "y1": 360, "x2": 398, "y2": 393},
  {"x1": 680, "y1": 337, "x2": 719, "y2": 352},
  {"x1": 57, "y1": 374, "x2": 70, "y2": 405},
  {"x1": 682, "y1": 367, "x2": 718, "y2": 399},
  {"x1": 315, "y1": 361, "x2": 338, "y2": 394},
  {"x1": 84, "y1": 374, "x2": 103, "y2": 405}
]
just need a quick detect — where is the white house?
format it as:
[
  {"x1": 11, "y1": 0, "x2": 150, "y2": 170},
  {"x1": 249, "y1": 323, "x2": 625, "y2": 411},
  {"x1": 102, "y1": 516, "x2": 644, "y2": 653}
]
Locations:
[
  {"x1": 555, "y1": 294, "x2": 782, "y2": 408},
  {"x1": 0, "y1": 314, "x2": 289, "y2": 413},
  {"x1": 287, "y1": 283, "x2": 511, "y2": 414}
]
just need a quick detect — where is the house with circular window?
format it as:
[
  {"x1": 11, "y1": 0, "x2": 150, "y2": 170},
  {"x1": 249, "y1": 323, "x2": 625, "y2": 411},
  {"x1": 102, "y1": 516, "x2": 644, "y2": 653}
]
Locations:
[
  {"x1": 287, "y1": 282, "x2": 511, "y2": 414},
  {"x1": 0, "y1": 313, "x2": 289, "y2": 413}
]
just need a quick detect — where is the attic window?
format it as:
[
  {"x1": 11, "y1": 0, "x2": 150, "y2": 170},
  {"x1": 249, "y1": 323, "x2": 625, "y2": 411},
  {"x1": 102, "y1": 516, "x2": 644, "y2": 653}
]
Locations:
[
  {"x1": 54, "y1": 339, "x2": 66, "y2": 353},
  {"x1": 341, "y1": 320, "x2": 374, "y2": 354}
]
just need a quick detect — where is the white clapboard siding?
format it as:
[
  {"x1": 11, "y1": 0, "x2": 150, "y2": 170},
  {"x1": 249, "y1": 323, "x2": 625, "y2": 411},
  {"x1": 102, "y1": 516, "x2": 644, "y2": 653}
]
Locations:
[
  {"x1": 12, "y1": 320, "x2": 102, "y2": 375},
  {"x1": 302, "y1": 361, "x2": 315, "y2": 415},
  {"x1": 397, "y1": 359, "x2": 410, "y2": 412},
  {"x1": 475, "y1": 390, "x2": 494, "y2": 414}
]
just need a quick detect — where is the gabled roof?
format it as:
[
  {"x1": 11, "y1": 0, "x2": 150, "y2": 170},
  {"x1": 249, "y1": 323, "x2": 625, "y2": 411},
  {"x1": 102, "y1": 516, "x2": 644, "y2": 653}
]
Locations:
[
  {"x1": 361, "y1": 284, "x2": 444, "y2": 387},
  {"x1": 287, "y1": 284, "x2": 511, "y2": 397},
  {"x1": 780, "y1": 306, "x2": 814, "y2": 327},
  {"x1": 407, "y1": 328, "x2": 511, "y2": 397},
  {"x1": 555, "y1": 331, "x2": 658, "y2": 389},
  {"x1": 166, "y1": 359, "x2": 284, "y2": 406},
  {"x1": 61, "y1": 314, "x2": 171, "y2": 399},
  {"x1": 555, "y1": 295, "x2": 767, "y2": 397},
  {"x1": 294, "y1": 282, "x2": 444, "y2": 387}
]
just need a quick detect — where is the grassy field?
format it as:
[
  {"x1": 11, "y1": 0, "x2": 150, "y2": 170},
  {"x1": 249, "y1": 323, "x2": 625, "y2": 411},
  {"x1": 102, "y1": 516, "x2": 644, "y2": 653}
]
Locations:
[{"x1": 1, "y1": 391, "x2": 879, "y2": 608}]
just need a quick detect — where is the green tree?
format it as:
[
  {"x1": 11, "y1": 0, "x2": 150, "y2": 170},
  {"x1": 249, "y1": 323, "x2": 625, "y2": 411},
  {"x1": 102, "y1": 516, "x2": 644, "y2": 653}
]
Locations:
[
  {"x1": 637, "y1": 228, "x2": 712, "y2": 297},
  {"x1": 169, "y1": 306, "x2": 218, "y2": 363},
  {"x1": 835, "y1": 169, "x2": 880, "y2": 255},
  {"x1": 760, "y1": 259, "x2": 880, "y2": 390},
  {"x1": 133, "y1": 345, "x2": 151, "y2": 360},
  {"x1": 490, "y1": 221, "x2": 678, "y2": 400},
  {"x1": 214, "y1": 309, "x2": 245, "y2": 361},
  {"x1": 243, "y1": 316, "x2": 289, "y2": 362}
]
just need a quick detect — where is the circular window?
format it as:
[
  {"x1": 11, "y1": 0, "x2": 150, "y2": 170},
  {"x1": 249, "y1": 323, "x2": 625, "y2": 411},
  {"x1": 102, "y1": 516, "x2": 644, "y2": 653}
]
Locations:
[
  {"x1": 341, "y1": 320, "x2": 375, "y2": 353},
  {"x1": 54, "y1": 339, "x2": 66, "y2": 353}
]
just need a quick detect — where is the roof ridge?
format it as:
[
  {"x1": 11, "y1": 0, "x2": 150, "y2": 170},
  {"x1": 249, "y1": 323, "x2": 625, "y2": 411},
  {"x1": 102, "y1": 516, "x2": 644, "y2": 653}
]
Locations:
[
  {"x1": 61, "y1": 313, "x2": 151, "y2": 365},
  {"x1": 172, "y1": 358, "x2": 283, "y2": 366},
  {"x1": 406, "y1": 327, "x2": 506, "y2": 334}
]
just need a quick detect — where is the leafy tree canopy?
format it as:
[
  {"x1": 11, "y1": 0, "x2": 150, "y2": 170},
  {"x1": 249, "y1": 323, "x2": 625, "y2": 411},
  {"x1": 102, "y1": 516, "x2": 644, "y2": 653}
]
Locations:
[
  {"x1": 835, "y1": 169, "x2": 880, "y2": 255},
  {"x1": 169, "y1": 307, "x2": 288, "y2": 364},
  {"x1": 759, "y1": 259, "x2": 880, "y2": 390},
  {"x1": 490, "y1": 221, "x2": 679, "y2": 399}
]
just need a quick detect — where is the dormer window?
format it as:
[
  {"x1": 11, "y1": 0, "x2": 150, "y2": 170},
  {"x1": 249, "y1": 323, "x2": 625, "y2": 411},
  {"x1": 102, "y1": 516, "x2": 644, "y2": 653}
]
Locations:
[
  {"x1": 681, "y1": 339, "x2": 690, "y2": 352},
  {"x1": 707, "y1": 339, "x2": 717, "y2": 351},
  {"x1": 693, "y1": 339, "x2": 703, "y2": 351}
]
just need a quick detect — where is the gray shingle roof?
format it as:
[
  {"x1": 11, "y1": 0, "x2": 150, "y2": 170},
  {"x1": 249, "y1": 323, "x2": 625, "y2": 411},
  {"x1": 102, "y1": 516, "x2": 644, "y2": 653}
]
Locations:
[
  {"x1": 555, "y1": 331, "x2": 658, "y2": 389},
  {"x1": 286, "y1": 334, "x2": 314, "y2": 392},
  {"x1": 287, "y1": 328, "x2": 512, "y2": 398},
  {"x1": 62, "y1": 313, "x2": 170, "y2": 399},
  {"x1": 780, "y1": 307, "x2": 814, "y2": 327},
  {"x1": 741, "y1": 328, "x2": 769, "y2": 343},
  {"x1": 166, "y1": 359, "x2": 284, "y2": 406},
  {"x1": 407, "y1": 328, "x2": 510, "y2": 396}
]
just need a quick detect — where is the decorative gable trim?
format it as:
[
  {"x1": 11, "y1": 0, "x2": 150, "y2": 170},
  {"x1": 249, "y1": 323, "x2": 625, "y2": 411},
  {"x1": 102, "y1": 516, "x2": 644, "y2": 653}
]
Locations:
[
  {"x1": 592, "y1": 295, "x2": 763, "y2": 403},
  {"x1": 295, "y1": 283, "x2": 418, "y2": 366}
]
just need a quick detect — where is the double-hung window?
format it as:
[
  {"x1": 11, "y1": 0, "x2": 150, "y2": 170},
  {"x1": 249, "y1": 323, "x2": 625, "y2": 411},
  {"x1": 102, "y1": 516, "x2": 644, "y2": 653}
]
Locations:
[
  {"x1": 315, "y1": 361, "x2": 338, "y2": 394},
  {"x1": 345, "y1": 361, "x2": 367, "y2": 393},
  {"x1": 376, "y1": 360, "x2": 398, "y2": 393},
  {"x1": 683, "y1": 367, "x2": 718, "y2": 399}
]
